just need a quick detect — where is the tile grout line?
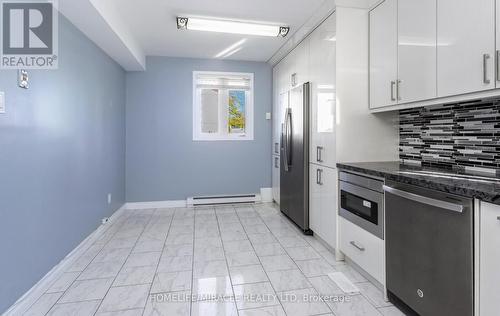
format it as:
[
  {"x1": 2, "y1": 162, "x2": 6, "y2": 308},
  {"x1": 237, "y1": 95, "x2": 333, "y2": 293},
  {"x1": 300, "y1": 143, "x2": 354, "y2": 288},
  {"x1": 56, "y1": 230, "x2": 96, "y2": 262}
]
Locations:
[
  {"x1": 89, "y1": 209, "x2": 155, "y2": 316},
  {"x1": 265, "y1": 204, "x2": 390, "y2": 315},
  {"x1": 237, "y1": 204, "x2": 289, "y2": 315},
  {"x1": 187, "y1": 206, "x2": 198, "y2": 316},
  {"x1": 140, "y1": 207, "x2": 177, "y2": 316},
  {"x1": 35, "y1": 211, "x2": 134, "y2": 316},
  {"x1": 214, "y1": 205, "x2": 241, "y2": 316},
  {"x1": 254, "y1": 203, "x2": 338, "y2": 316}
]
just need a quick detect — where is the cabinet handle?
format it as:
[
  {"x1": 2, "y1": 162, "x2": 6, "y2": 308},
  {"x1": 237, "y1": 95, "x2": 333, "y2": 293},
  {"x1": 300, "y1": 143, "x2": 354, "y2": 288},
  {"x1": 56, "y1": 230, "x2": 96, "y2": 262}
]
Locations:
[
  {"x1": 496, "y1": 50, "x2": 500, "y2": 82},
  {"x1": 316, "y1": 169, "x2": 323, "y2": 185},
  {"x1": 390, "y1": 81, "x2": 396, "y2": 101},
  {"x1": 316, "y1": 146, "x2": 324, "y2": 163},
  {"x1": 483, "y1": 54, "x2": 491, "y2": 84},
  {"x1": 350, "y1": 241, "x2": 365, "y2": 251},
  {"x1": 396, "y1": 79, "x2": 402, "y2": 101}
]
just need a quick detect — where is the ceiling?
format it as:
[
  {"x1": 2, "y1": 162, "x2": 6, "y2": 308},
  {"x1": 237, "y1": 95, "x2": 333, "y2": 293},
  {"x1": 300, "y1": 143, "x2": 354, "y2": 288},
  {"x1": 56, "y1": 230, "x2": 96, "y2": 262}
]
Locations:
[
  {"x1": 60, "y1": 0, "x2": 329, "y2": 70},
  {"x1": 108, "y1": 0, "x2": 326, "y2": 61}
]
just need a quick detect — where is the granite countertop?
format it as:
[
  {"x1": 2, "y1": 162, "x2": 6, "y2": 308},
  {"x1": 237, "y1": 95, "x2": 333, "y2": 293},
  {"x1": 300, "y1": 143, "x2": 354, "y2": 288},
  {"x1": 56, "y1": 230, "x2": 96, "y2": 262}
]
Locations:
[{"x1": 336, "y1": 161, "x2": 500, "y2": 205}]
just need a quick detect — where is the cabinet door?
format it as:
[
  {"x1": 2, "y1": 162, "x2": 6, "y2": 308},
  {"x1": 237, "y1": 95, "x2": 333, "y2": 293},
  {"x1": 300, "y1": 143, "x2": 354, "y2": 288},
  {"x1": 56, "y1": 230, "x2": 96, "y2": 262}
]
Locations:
[
  {"x1": 272, "y1": 156, "x2": 280, "y2": 204},
  {"x1": 277, "y1": 92, "x2": 289, "y2": 154},
  {"x1": 309, "y1": 164, "x2": 321, "y2": 234},
  {"x1": 295, "y1": 38, "x2": 310, "y2": 87},
  {"x1": 369, "y1": 0, "x2": 398, "y2": 109},
  {"x1": 278, "y1": 57, "x2": 290, "y2": 94},
  {"x1": 309, "y1": 13, "x2": 337, "y2": 169},
  {"x1": 480, "y1": 201, "x2": 500, "y2": 315},
  {"x1": 497, "y1": 0, "x2": 500, "y2": 88},
  {"x1": 272, "y1": 66, "x2": 280, "y2": 155},
  {"x1": 398, "y1": 0, "x2": 436, "y2": 103},
  {"x1": 319, "y1": 166, "x2": 337, "y2": 248},
  {"x1": 437, "y1": 0, "x2": 495, "y2": 97}
]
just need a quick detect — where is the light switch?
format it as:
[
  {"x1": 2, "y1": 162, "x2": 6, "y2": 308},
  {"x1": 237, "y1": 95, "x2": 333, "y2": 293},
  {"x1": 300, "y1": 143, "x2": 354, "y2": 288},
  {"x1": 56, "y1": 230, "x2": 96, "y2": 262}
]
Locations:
[
  {"x1": 0, "y1": 92, "x2": 5, "y2": 114},
  {"x1": 266, "y1": 112, "x2": 272, "y2": 120}
]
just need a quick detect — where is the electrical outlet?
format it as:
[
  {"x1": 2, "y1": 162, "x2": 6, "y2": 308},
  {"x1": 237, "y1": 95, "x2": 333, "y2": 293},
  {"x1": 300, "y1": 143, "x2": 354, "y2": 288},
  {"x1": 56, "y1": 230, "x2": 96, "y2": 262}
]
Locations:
[
  {"x1": 107, "y1": 193, "x2": 112, "y2": 204},
  {"x1": 0, "y1": 92, "x2": 5, "y2": 114},
  {"x1": 266, "y1": 112, "x2": 271, "y2": 120}
]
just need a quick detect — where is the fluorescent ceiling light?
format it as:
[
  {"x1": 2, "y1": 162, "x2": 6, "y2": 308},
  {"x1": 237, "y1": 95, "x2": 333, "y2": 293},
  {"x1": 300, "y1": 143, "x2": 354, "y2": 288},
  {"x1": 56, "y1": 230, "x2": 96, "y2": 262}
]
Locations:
[
  {"x1": 177, "y1": 17, "x2": 289, "y2": 37},
  {"x1": 215, "y1": 39, "x2": 247, "y2": 58}
]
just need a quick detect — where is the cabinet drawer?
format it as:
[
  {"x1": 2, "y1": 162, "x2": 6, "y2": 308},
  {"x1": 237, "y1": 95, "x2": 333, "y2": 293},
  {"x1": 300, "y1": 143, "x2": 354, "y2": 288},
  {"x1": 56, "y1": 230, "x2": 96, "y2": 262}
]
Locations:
[{"x1": 339, "y1": 217, "x2": 385, "y2": 284}]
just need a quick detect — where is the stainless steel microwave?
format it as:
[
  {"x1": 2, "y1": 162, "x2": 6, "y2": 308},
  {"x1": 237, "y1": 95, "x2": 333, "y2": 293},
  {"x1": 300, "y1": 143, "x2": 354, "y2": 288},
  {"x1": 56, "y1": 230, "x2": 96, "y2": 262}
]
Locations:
[{"x1": 339, "y1": 171, "x2": 384, "y2": 239}]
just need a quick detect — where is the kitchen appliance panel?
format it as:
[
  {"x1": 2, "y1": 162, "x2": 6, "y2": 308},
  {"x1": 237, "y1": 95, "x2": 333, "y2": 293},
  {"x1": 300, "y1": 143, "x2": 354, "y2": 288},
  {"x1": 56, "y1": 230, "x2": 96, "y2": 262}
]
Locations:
[
  {"x1": 280, "y1": 83, "x2": 310, "y2": 232},
  {"x1": 385, "y1": 181, "x2": 473, "y2": 316}
]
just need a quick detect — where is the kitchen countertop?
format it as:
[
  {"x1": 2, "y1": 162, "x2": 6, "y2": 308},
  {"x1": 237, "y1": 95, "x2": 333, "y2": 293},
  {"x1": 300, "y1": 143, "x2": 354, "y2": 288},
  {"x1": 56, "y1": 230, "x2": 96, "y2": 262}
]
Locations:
[{"x1": 336, "y1": 161, "x2": 500, "y2": 205}]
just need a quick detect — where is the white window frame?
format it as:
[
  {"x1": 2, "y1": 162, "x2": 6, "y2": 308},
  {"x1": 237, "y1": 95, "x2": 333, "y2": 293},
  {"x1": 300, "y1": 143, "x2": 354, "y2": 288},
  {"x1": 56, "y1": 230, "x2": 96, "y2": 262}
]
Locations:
[{"x1": 193, "y1": 71, "x2": 254, "y2": 141}]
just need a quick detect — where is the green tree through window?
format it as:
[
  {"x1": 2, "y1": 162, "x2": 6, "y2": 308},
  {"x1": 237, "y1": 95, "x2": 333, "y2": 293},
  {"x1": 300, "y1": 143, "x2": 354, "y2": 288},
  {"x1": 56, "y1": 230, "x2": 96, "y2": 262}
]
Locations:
[{"x1": 228, "y1": 90, "x2": 246, "y2": 133}]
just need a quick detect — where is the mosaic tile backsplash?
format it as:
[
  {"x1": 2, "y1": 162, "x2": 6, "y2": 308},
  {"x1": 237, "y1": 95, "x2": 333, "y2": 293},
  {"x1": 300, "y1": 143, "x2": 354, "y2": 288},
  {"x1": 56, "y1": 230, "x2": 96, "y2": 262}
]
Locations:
[{"x1": 399, "y1": 98, "x2": 500, "y2": 172}]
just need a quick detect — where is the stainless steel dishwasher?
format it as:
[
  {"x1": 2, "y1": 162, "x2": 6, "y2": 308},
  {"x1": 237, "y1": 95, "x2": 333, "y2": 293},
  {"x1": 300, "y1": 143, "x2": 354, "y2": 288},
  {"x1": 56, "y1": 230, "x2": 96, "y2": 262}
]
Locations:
[{"x1": 383, "y1": 181, "x2": 474, "y2": 316}]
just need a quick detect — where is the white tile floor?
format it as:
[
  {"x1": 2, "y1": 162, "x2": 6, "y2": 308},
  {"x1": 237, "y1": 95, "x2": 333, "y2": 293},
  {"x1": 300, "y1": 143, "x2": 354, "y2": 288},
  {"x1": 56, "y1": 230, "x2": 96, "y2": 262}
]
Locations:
[{"x1": 22, "y1": 203, "x2": 407, "y2": 316}]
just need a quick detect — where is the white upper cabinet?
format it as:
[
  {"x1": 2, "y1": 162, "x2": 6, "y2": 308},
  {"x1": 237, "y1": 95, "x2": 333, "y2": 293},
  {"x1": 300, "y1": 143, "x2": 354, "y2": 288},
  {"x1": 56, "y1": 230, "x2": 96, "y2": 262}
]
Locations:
[
  {"x1": 496, "y1": 0, "x2": 500, "y2": 88},
  {"x1": 309, "y1": 13, "x2": 336, "y2": 168},
  {"x1": 278, "y1": 55, "x2": 291, "y2": 94},
  {"x1": 369, "y1": 0, "x2": 398, "y2": 109},
  {"x1": 272, "y1": 66, "x2": 280, "y2": 155},
  {"x1": 283, "y1": 40, "x2": 309, "y2": 89},
  {"x1": 437, "y1": 0, "x2": 495, "y2": 97},
  {"x1": 398, "y1": 0, "x2": 436, "y2": 103},
  {"x1": 370, "y1": 0, "x2": 437, "y2": 109}
]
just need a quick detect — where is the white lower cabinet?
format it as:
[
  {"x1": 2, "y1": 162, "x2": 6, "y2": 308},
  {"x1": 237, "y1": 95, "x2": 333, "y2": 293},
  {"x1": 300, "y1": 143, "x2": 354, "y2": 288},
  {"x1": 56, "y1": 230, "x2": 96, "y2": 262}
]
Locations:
[
  {"x1": 339, "y1": 217, "x2": 385, "y2": 285},
  {"x1": 309, "y1": 164, "x2": 337, "y2": 249},
  {"x1": 479, "y1": 201, "x2": 500, "y2": 315},
  {"x1": 272, "y1": 155, "x2": 280, "y2": 204}
]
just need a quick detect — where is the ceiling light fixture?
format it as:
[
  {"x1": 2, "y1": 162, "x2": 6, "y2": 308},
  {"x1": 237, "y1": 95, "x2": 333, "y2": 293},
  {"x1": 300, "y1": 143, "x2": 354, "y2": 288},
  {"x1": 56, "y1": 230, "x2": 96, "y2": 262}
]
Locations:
[{"x1": 177, "y1": 17, "x2": 289, "y2": 37}]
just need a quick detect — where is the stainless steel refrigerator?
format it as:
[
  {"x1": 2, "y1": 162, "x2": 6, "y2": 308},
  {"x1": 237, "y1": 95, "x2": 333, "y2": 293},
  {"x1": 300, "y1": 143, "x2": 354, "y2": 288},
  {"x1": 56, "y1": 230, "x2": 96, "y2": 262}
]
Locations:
[{"x1": 280, "y1": 82, "x2": 311, "y2": 234}]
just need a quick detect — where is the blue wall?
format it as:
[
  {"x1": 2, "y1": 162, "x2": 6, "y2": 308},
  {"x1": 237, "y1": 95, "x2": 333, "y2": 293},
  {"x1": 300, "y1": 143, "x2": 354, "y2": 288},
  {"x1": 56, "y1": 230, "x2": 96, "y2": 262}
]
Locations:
[
  {"x1": 126, "y1": 57, "x2": 272, "y2": 202},
  {"x1": 0, "y1": 16, "x2": 126, "y2": 312}
]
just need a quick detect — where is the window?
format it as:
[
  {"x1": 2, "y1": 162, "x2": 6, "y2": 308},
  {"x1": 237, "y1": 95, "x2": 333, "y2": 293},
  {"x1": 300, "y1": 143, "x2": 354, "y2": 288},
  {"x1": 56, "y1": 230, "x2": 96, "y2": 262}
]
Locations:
[{"x1": 193, "y1": 71, "x2": 254, "y2": 141}]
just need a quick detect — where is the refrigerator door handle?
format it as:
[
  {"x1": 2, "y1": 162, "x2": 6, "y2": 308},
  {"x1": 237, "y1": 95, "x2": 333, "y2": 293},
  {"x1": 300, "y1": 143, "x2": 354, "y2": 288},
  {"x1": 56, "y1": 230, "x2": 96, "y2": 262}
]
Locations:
[
  {"x1": 281, "y1": 123, "x2": 287, "y2": 171},
  {"x1": 282, "y1": 109, "x2": 290, "y2": 172},
  {"x1": 285, "y1": 108, "x2": 292, "y2": 170}
]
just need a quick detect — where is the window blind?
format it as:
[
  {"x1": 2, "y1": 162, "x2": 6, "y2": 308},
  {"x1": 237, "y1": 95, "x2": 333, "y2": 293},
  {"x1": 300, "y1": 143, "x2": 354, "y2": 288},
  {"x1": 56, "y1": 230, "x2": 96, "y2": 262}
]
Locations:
[{"x1": 195, "y1": 73, "x2": 251, "y2": 91}]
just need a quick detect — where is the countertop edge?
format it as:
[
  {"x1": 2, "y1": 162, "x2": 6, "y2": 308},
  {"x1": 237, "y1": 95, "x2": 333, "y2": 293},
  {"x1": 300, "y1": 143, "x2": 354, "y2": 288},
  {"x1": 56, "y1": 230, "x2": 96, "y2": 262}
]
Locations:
[{"x1": 336, "y1": 162, "x2": 500, "y2": 206}]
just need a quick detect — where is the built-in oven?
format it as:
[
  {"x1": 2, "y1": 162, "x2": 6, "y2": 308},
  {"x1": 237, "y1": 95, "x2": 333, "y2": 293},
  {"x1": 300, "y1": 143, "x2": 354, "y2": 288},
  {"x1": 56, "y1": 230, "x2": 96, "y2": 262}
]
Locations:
[{"x1": 339, "y1": 171, "x2": 384, "y2": 239}]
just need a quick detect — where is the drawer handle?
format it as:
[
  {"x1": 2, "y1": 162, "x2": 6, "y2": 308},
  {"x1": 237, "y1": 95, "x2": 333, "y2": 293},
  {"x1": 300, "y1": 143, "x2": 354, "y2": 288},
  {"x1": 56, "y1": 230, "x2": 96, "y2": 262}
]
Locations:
[{"x1": 350, "y1": 241, "x2": 365, "y2": 251}]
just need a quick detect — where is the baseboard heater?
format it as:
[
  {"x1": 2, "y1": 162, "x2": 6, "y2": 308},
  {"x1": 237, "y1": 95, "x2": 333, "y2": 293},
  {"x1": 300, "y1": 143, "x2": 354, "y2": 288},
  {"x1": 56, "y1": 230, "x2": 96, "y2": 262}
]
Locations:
[{"x1": 187, "y1": 194, "x2": 259, "y2": 206}]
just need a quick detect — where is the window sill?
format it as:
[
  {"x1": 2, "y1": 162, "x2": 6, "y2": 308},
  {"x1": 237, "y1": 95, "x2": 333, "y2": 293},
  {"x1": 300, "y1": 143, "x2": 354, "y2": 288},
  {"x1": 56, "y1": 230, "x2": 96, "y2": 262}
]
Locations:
[{"x1": 193, "y1": 135, "x2": 254, "y2": 142}]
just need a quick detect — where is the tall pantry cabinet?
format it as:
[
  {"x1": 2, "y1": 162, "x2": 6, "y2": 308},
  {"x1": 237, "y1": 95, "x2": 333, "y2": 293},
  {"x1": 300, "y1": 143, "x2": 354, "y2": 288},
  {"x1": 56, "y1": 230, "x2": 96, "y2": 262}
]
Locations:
[{"x1": 272, "y1": 12, "x2": 337, "y2": 249}]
